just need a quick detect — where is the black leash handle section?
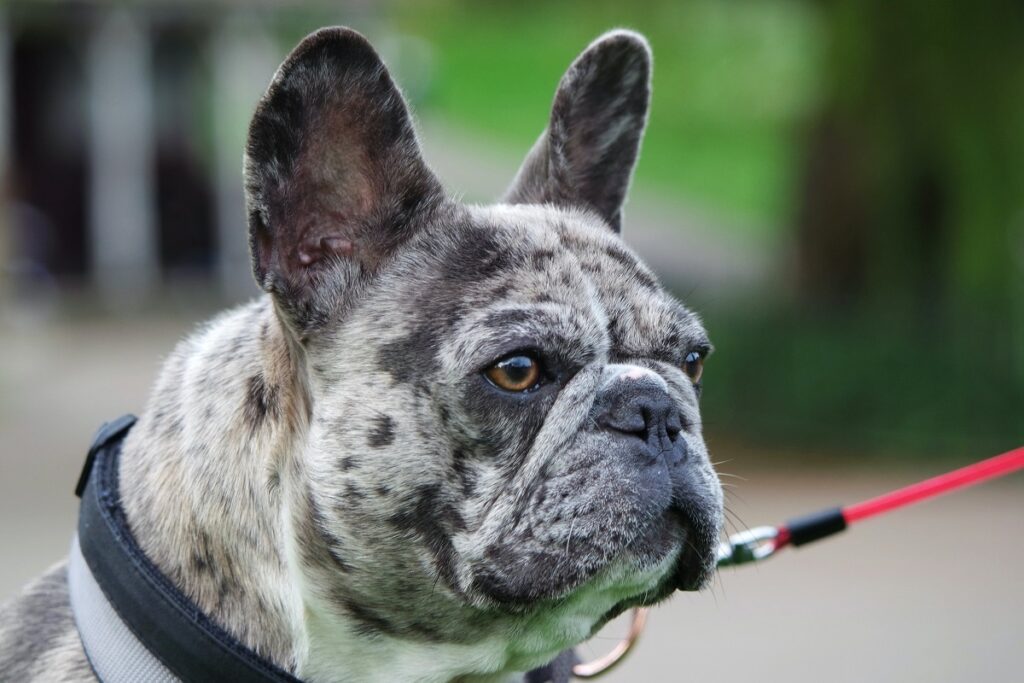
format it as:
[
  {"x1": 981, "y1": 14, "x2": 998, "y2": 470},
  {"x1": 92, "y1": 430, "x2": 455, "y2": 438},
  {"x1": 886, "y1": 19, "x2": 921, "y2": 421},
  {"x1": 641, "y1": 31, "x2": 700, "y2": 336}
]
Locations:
[{"x1": 785, "y1": 506, "x2": 847, "y2": 547}]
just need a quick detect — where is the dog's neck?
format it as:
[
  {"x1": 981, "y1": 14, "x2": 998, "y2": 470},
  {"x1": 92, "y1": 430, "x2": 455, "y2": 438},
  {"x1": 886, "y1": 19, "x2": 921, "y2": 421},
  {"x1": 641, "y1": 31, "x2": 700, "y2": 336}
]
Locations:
[
  {"x1": 117, "y1": 299, "x2": 525, "y2": 683},
  {"x1": 119, "y1": 298, "x2": 310, "y2": 670}
]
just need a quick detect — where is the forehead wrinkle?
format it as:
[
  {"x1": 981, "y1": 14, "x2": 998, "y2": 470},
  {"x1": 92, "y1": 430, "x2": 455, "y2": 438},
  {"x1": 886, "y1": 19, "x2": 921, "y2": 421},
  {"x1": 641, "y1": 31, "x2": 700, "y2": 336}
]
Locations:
[
  {"x1": 445, "y1": 301, "x2": 601, "y2": 375},
  {"x1": 561, "y1": 231, "x2": 670, "y2": 356},
  {"x1": 577, "y1": 266, "x2": 612, "y2": 356},
  {"x1": 577, "y1": 249, "x2": 709, "y2": 361},
  {"x1": 667, "y1": 302, "x2": 711, "y2": 352}
]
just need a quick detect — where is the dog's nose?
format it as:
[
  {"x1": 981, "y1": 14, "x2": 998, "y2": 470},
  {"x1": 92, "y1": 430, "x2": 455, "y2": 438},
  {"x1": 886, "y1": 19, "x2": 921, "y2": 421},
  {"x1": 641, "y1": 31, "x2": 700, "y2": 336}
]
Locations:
[{"x1": 594, "y1": 367, "x2": 684, "y2": 460}]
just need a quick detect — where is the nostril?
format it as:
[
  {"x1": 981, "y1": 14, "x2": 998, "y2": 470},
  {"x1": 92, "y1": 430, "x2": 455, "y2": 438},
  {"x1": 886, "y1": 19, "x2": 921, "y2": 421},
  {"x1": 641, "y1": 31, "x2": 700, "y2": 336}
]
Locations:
[
  {"x1": 666, "y1": 415, "x2": 682, "y2": 441},
  {"x1": 600, "y1": 413, "x2": 646, "y2": 436}
]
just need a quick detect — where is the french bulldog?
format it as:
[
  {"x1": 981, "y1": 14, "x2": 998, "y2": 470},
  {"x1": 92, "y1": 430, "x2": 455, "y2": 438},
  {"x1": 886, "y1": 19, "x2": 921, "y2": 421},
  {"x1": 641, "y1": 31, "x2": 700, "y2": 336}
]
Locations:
[{"x1": 0, "y1": 26, "x2": 723, "y2": 683}]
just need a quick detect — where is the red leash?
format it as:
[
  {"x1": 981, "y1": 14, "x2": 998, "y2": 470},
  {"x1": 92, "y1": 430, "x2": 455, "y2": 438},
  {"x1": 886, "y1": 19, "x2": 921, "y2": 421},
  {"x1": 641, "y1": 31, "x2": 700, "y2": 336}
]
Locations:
[
  {"x1": 843, "y1": 446, "x2": 1024, "y2": 523},
  {"x1": 720, "y1": 445, "x2": 1024, "y2": 564}
]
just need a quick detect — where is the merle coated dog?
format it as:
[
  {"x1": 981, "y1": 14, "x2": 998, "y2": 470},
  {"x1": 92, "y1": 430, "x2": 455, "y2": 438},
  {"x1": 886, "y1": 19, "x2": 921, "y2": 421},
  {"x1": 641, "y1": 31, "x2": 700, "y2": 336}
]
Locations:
[{"x1": 0, "y1": 27, "x2": 723, "y2": 682}]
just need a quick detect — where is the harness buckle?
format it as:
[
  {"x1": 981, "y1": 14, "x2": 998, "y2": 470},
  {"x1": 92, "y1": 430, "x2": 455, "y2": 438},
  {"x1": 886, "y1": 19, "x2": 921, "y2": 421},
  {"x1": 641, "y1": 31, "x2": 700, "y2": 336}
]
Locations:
[{"x1": 75, "y1": 414, "x2": 137, "y2": 498}]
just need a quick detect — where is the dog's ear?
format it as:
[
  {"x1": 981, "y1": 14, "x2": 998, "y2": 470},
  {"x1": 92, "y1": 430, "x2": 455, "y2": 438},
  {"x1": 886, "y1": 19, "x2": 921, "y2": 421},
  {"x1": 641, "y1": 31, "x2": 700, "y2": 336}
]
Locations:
[
  {"x1": 503, "y1": 30, "x2": 651, "y2": 233},
  {"x1": 244, "y1": 27, "x2": 442, "y2": 333}
]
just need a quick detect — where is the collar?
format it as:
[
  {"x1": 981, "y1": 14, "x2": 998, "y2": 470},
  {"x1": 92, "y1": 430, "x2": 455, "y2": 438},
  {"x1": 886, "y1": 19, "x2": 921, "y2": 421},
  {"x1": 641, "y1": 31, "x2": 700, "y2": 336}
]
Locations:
[{"x1": 70, "y1": 415, "x2": 573, "y2": 683}]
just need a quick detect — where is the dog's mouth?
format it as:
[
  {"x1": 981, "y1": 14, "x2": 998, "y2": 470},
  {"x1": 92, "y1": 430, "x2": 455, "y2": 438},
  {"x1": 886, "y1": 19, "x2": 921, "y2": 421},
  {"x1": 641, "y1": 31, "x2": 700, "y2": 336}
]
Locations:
[
  {"x1": 564, "y1": 510, "x2": 719, "y2": 642},
  {"x1": 470, "y1": 500, "x2": 719, "y2": 617},
  {"x1": 619, "y1": 506, "x2": 719, "y2": 603},
  {"x1": 468, "y1": 431, "x2": 723, "y2": 614}
]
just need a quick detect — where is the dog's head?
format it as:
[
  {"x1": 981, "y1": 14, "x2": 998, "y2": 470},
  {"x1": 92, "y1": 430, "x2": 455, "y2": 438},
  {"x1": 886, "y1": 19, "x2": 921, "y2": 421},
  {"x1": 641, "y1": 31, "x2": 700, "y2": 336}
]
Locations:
[{"x1": 244, "y1": 26, "x2": 722, "y2": 670}]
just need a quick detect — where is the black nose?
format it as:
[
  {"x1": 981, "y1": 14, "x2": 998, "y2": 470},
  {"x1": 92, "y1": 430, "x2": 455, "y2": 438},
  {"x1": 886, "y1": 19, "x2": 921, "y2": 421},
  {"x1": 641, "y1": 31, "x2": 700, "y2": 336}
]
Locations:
[{"x1": 596, "y1": 382, "x2": 684, "y2": 460}]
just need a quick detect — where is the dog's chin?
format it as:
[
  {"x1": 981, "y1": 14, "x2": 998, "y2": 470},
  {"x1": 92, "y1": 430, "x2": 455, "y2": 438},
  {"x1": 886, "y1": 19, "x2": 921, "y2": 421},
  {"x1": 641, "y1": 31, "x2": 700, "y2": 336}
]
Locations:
[
  {"x1": 471, "y1": 509, "x2": 717, "y2": 617},
  {"x1": 616, "y1": 510, "x2": 719, "y2": 604}
]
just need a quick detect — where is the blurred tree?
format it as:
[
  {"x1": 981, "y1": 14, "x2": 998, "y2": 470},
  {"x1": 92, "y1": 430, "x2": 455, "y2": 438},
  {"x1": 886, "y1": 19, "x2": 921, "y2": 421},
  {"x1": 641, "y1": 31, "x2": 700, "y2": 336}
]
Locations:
[{"x1": 795, "y1": 1, "x2": 1024, "y2": 337}]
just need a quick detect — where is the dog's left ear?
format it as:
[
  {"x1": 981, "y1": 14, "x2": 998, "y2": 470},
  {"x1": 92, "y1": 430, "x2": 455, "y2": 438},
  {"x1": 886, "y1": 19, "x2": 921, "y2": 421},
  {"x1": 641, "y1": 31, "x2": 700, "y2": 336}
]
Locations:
[{"x1": 504, "y1": 30, "x2": 651, "y2": 233}]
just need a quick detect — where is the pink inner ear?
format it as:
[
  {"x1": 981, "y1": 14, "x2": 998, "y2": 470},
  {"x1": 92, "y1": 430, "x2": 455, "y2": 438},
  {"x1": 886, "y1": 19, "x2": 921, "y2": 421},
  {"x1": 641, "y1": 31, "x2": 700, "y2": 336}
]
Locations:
[
  {"x1": 295, "y1": 211, "x2": 356, "y2": 267},
  {"x1": 296, "y1": 233, "x2": 355, "y2": 266}
]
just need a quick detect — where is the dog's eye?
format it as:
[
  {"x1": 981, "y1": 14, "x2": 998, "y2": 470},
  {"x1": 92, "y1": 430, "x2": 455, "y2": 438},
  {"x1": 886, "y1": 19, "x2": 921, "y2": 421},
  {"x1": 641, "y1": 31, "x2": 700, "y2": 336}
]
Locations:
[
  {"x1": 683, "y1": 351, "x2": 704, "y2": 384},
  {"x1": 485, "y1": 354, "x2": 542, "y2": 392}
]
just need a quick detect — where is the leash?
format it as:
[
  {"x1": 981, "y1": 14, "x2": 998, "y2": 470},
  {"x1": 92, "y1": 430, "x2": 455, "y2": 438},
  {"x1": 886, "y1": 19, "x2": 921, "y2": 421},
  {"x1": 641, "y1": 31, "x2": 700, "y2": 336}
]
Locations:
[{"x1": 575, "y1": 445, "x2": 1024, "y2": 678}]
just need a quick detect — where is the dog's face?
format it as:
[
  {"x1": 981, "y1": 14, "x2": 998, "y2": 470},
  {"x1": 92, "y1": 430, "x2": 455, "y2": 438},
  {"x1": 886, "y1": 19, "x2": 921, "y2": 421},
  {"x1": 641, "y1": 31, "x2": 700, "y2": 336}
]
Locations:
[{"x1": 244, "y1": 27, "x2": 722, "y2": 668}]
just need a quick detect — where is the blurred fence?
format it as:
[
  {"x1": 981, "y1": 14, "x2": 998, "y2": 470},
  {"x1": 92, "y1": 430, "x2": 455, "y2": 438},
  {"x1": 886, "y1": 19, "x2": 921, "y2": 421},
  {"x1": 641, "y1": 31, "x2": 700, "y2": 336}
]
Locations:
[{"x1": 0, "y1": 3, "x2": 385, "y2": 312}]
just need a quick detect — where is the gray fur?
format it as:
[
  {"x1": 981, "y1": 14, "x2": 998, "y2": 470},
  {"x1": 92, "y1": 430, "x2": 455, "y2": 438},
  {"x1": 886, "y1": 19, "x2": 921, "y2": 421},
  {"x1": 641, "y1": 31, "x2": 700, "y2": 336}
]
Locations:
[
  {"x1": 0, "y1": 563, "x2": 94, "y2": 682},
  {"x1": 0, "y1": 27, "x2": 722, "y2": 683}
]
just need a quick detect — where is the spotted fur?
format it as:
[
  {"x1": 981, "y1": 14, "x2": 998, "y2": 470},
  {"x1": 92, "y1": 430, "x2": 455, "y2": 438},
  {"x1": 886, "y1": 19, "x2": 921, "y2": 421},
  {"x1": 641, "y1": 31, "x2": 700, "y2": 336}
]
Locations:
[{"x1": 0, "y1": 27, "x2": 722, "y2": 683}]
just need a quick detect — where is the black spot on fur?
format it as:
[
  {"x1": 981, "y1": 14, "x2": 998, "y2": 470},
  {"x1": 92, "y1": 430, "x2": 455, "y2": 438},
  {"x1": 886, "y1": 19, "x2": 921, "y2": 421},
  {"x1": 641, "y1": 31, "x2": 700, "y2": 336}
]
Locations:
[
  {"x1": 378, "y1": 324, "x2": 440, "y2": 387},
  {"x1": 303, "y1": 490, "x2": 353, "y2": 574},
  {"x1": 531, "y1": 248, "x2": 557, "y2": 267},
  {"x1": 190, "y1": 529, "x2": 215, "y2": 575},
  {"x1": 245, "y1": 373, "x2": 279, "y2": 428},
  {"x1": 451, "y1": 449, "x2": 478, "y2": 497},
  {"x1": 602, "y1": 244, "x2": 660, "y2": 290},
  {"x1": 344, "y1": 482, "x2": 367, "y2": 500},
  {"x1": 389, "y1": 484, "x2": 464, "y2": 592},
  {"x1": 367, "y1": 414, "x2": 395, "y2": 447},
  {"x1": 341, "y1": 597, "x2": 399, "y2": 638}
]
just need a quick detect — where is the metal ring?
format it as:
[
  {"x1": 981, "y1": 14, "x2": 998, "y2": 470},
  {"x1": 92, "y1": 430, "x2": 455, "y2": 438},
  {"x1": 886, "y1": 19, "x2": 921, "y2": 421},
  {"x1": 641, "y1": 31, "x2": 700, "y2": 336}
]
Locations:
[{"x1": 572, "y1": 607, "x2": 649, "y2": 679}]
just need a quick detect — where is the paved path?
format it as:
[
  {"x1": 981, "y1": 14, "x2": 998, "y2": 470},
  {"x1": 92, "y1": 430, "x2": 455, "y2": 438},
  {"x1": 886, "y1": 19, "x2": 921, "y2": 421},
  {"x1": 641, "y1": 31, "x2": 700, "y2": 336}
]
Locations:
[{"x1": 1, "y1": 313, "x2": 1020, "y2": 682}]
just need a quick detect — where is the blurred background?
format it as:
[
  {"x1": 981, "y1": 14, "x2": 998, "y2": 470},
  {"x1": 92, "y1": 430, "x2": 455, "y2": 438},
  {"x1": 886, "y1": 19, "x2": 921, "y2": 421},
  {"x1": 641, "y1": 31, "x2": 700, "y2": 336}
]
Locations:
[{"x1": 0, "y1": 1, "x2": 1021, "y2": 681}]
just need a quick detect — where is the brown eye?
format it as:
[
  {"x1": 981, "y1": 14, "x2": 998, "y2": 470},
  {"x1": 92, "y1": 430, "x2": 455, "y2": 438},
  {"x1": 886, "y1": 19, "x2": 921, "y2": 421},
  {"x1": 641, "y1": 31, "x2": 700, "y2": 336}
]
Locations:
[
  {"x1": 683, "y1": 350, "x2": 704, "y2": 383},
  {"x1": 485, "y1": 354, "x2": 542, "y2": 392}
]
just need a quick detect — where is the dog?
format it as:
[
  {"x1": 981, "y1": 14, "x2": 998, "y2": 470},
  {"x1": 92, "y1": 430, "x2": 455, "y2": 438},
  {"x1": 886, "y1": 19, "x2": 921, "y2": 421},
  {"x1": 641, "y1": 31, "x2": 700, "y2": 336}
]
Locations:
[{"x1": 0, "y1": 26, "x2": 723, "y2": 682}]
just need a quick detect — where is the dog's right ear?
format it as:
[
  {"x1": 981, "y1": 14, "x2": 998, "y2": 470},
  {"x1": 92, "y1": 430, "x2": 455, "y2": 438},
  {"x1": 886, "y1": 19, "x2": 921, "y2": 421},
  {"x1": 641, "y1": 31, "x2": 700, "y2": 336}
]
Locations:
[{"x1": 244, "y1": 28, "x2": 442, "y2": 336}]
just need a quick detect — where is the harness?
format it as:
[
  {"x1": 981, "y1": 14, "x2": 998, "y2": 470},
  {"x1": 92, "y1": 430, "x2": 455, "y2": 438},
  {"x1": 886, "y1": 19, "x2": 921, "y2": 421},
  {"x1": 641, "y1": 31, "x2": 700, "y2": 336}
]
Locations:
[{"x1": 70, "y1": 416, "x2": 575, "y2": 683}]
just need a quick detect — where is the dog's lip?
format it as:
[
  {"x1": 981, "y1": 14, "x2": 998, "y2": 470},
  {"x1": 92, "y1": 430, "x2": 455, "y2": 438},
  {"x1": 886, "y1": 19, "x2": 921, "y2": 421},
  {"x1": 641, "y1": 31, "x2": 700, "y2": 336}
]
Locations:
[
  {"x1": 673, "y1": 548, "x2": 714, "y2": 591},
  {"x1": 668, "y1": 508, "x2": 718, "y2": 592}
]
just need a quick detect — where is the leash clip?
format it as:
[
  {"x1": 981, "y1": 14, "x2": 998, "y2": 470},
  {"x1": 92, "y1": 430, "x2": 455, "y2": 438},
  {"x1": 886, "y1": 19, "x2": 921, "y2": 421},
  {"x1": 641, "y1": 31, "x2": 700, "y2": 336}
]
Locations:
[{"x1": 715, "y1": 526, "x2": 782, "y2": 567}]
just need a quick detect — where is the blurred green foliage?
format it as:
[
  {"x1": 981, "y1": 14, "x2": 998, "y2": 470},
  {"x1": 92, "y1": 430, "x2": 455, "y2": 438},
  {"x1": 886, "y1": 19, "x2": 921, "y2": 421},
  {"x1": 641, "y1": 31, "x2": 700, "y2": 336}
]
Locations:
[
  {"x1": 390, "y1": 0, "x2": 822, "y2": 236},
  {"x1": 700, "y1": 306, "x2": 1023, "y2": 462}
]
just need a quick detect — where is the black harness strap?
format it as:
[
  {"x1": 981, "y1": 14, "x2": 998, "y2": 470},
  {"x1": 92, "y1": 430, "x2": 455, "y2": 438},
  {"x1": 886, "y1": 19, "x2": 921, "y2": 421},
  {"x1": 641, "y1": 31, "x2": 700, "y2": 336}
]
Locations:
[{"x1": 77, "y1": 415, "x2": 303, "y2": 683}]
